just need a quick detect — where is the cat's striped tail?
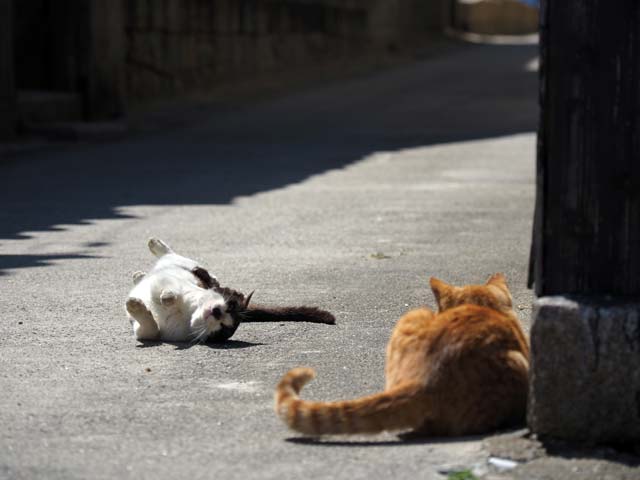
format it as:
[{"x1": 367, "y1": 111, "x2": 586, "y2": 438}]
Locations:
[
  {"x1": 274, "y1": 368, "x2": 426, "y2": 435},
  {"x1": 243, "y1": 306, "x2": 335, "y2": 325}
]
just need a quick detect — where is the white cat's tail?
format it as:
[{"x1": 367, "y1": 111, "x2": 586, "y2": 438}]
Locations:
[{"x1": 148, "y1": 238, "x2": 174, "y2": 257}]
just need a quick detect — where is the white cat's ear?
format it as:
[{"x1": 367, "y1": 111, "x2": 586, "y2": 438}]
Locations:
[{"x1": 148, "y1": 238, "x2": 173, "y2": 257}]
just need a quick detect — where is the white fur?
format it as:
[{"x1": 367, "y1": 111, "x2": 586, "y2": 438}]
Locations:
[{"x1": 125, "y1": 238, "x2": 235, "y2": 342}]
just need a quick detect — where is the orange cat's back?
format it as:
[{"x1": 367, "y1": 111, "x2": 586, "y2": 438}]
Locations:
[{"x1": 395, "y1": 304, "x2": 529, "y2": 435}]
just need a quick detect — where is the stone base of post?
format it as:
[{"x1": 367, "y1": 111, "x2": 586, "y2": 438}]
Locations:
[{"x1": 528, "y1": 296, "x2": 640, "y2": 443}]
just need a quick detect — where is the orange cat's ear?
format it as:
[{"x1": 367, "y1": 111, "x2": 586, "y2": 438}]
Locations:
[
  {"x1": 486, "y1": 273, "x2": 512, "y2": 306},
  {"x1": 430, "y1": 277, "x2": 452, "y2": 309},
  {"x1": 486, "y1": 273, "x2": 507, "y2": 287}
]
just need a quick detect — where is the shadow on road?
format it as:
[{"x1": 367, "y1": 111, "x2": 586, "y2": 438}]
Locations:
[
  {"x1": 540, "y1": 437, "x2": 640, "y2": 468},
  {"x1": 0, "y1": 43, "x2": 538, "y2": 274},
  {"x1": 135, "y1": 339, "x2": 264, "y2": 350},
  {"x1": 0, "y1": 253, "x2": 101, "y2": 276},
  {"x1": 286, "y1": 432, "x2": 489, "y2": 447}
]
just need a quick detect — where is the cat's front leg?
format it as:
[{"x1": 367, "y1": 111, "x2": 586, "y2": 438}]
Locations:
[
  {"x1": 126, "y1": 297, "x2": 160, "y2": 340},
  {"x1": 148, "y1": 238, "x2": 173, "y2": 257},
  {"x1": 132, "y1": 271, "x2": 146, "y2": 285}
]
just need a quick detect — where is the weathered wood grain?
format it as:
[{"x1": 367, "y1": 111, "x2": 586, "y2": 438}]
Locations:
[{"x1": 531, "y1": 0, "x2": 640, "y2": 296}]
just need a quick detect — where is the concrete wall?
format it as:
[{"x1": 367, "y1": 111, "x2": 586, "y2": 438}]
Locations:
[
  {"x1": 12, "y1": 0, "x2": 125, "y2": 121},
  {"x1": 124, "y1": 0, "x2": 446, "y2": 105},
  {"x1": 6, "y1": 0, "x2": 447, "y2": 123},
  {"x1": 369, "y1": 0, "x2": 447, "y2": 49}
]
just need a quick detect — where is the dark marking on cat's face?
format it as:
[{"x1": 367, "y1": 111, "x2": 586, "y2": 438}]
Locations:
[{"x1": 206, "y1": 286, "x2": 254, "y2": 343}]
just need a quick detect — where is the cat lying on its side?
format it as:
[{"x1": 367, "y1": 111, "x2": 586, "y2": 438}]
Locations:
[
  {"x1": 274, "y1": 274, "x2": 529, "y2": 436},
  {"x1": 125, "y1": 238, "x2": 335, "y2": 343}
]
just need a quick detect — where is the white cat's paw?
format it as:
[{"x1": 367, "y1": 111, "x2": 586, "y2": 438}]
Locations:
[
  {"x1": 126, "y1": 297, "x2": 149, "y2": 316},
  {"x1": 132, "y1": 271, "x2": 146, "y2": 285},
  {"x1": 160, "y1": 290, "x2": 178, "y2": 306},
  {"x1": 148, "y1": 238, "x2": 173, "y2": 257}
]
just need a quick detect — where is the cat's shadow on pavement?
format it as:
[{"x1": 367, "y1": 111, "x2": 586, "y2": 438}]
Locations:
[
  {"x1": 285, "y1": 432, "x2": 489, "y2": 447},
  {"x1": 135, "y1": 339, "x2": 263, "y2": 350}
]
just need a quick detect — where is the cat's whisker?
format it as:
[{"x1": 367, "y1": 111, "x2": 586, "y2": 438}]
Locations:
[{"x1": 191, "y1": 327, "x2": 209, "y2": 344}]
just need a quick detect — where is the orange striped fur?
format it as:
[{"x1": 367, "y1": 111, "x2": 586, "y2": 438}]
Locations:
[{"x1": 274, "y1": 273, "x2": 529, "y2": 436}]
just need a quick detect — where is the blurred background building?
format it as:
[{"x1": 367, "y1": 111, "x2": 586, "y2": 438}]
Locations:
[
  {"x1": 0, "y1": 0, "x2": 538, "y2": 141},
  {"x1": 452, "y1": 0, "x2": 538, "y2": 36}
]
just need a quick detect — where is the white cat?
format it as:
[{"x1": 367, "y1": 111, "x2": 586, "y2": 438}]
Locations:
[{"x1": 125, "y1": 238, "x2": 246, "y2": 342}]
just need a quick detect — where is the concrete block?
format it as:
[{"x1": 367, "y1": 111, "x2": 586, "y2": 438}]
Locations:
[{"x1": 528, "y1": 296, "x2": 640, "y2": 443}]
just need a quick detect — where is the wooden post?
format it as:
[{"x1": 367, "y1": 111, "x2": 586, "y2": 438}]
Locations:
[
  {"x1": 0, "y1": 0, "x2": 16, "y2": 140},
  {"x1": 530, "y1": 0, "x2": 640, "y2": 296},
  {"x1": 83, "y1": 0, "x2": 125, "y2": 120},
  {"x1": 528, "y1": 0, "x2": 640, "y2": 442}
]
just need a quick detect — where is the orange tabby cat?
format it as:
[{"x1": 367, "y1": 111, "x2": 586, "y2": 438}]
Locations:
[{"x1": 274, "y1": 273, "x2": 529, "y2": 436}]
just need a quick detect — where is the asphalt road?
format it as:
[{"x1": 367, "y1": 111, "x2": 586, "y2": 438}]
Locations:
[{"x1": 1, "y1": 42, "x2": 539, "y2": 479}]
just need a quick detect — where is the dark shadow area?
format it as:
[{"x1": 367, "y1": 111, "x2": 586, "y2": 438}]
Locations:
[
  {"x1": 286, "y1": 432, "x2": 489, "y2": 447},
  {"x1": 136, "y1": 339, "x2": 263, "y2": 350},
  {"x1": 83, "y1": 241, "x2": 110, "y2": 248},
  {"x1": 1, "y1": 44, "x2": 538, "y2": 272},
  {"x1": 0, "y1": 253, "x2": 100, "y2": 275},
  {"x1": 539, "y1": 436, "x2": 640, "y2": 468},
  {"x1": 488, "y1": 430, "x2": 640, "y2": 470}
]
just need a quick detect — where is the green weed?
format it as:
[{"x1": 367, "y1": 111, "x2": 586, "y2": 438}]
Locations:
[{"x1": 446, "y1": 470, "x2": 477, "y2": 480}]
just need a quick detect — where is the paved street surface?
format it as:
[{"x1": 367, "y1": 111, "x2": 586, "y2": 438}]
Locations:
[{"x1": 0, "y1": 42, "x2": 613, "y2": 479}]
